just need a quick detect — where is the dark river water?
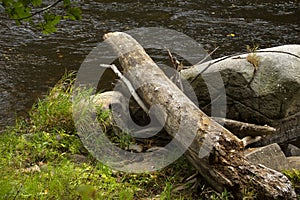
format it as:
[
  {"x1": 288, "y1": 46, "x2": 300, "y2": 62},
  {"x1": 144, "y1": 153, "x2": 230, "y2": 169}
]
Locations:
[{"x1": 0, "y1": 0, "x2": 299, "y2": 131}]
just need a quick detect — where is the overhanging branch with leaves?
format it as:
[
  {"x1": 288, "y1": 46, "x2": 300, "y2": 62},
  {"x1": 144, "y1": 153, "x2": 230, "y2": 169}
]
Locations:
[{"x1": 0, "y1": 0, "x2": 82, "y2": 34}]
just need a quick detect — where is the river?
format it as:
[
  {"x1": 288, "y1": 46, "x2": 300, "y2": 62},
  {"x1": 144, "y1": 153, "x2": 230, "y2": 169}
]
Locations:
[{"x1": 0, "y1": 0, "x2": 299, "y2": 131}]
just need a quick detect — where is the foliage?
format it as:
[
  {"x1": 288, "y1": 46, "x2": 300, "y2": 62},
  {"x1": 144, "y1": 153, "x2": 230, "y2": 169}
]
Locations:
[
  {"x1": 1, "y1": 0, "x2": 82, "y2": 34},
  {"x1": 29, "y1": 72, "x2": 75, "y2": 133},
  {"x1": 0, "y1": 73, "x2": 196, "y2": 199},
  {"x1": 283, "y1": 169, "x2": 300, "y2": 196},
  {"x1": 206, "y1": 189, "x2": 234, "y2": 200},
  {"x1": 0, "y1": 73, "x2": 299, "y2": 199}
]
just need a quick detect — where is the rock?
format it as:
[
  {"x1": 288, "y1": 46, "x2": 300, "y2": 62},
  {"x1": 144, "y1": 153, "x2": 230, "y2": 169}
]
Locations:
[
  {"x1": 69, "y1": 154, "x2": 89, "y2": 163},
  {"x1": 181, "y1": 45, "x2": 300, "y2": 145},
  {"x1": 284, "y1": 144, "x2": 300, "y2": 157},
  {"x1": 127, "y1": 144, "x2": 143, "y2": 153},
  {"x1": 244, "y1": 143, "x2": 290, "y2": 172},
  {"x1": 286, "y1": 157, "x2": 300, "y2": 170},
  {"x1": 21, "y1": 164, "x2": 41, "y2": 173}
]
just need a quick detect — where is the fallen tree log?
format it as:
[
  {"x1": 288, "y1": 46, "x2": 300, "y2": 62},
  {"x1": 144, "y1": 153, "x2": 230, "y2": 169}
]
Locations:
[
  {"x1": 92, "y1": 91, "x2": 272, "y2": 147},
  {"x1": 212, "y1": 117, "x2": 276, "y2": 138},
  {"x1": 103, "y1": 32, "x2": 296, "y2": 199}
]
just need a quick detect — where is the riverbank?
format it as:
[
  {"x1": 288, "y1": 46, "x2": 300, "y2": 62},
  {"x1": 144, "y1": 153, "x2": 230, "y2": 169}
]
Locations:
[{"x1": 0, "y1": 73, "x2": 299, "y2": 199}]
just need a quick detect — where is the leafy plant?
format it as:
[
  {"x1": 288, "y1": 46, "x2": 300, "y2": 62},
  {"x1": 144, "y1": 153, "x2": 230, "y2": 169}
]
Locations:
[
  {"x1": 118, "y1": 188, "x2": 134, "y2": 200},
  {"x1": 76, "y1": 184, "x2": 97, "y2": 200},
  {"x1": 1, "y1": 0, "x2": 82, "y2": 34},
  {"x1": 29, "y1": 71, "x2": 75, "y2": 134},
  {"x1": 160, "y1": 181, "x2": 172, "y2": 200},
  {"x1": 209, "y1": 188, "x2": 233, "y2": 200},
  {"x1": 283, "y1": 169, "x2": 300, "y2": 195}
]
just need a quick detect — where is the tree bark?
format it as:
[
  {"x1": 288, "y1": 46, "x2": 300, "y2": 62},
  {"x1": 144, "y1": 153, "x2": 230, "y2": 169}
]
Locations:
[
  {"x1": 103, "y1": 32, "x2": 296, "y2": 199},
  {"x1": 212, "y1": 117, "x2": 276, "y2": 138}
]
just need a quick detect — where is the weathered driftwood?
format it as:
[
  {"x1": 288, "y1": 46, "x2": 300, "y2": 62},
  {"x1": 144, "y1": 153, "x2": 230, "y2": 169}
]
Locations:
[
  {"x1": 102, "y1": 64, "x2": 149, "y2": 113},
  {"x1": 103, "y1": 32, "x2": 296, "y2": 199},
  {"x1": 257, "y1": 112, "x2": 300, "y2": 147},
  {"x1": 91, "y1": 91, "x2": 125, "y2": 110},
  {"x1": 212, "y1": 117, "x2": 276, "y2": 138},
  {"x1": 93, "y1": 91, "x2": 272, "y2": 147}
]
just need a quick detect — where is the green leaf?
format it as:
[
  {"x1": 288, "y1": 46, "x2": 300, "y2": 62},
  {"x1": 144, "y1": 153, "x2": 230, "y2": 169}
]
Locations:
[
  {"x1": 2, "y1": 0, "x2": 13, "y2": 7},
  {"x1": 1, "y1": 0, "x2": 82, "y2": 34},
  {"x1": 13, "y1": 1, "x2": 31, "y2": 19},
  {"x1": 66, "y1": 7, "x2": 82, "y2": 20},
  {"x1": 76, "y1": 184, "x2": 96, "y2": 200},
  {"x1": 39, "y1": 13, "x2": 61, "y2": 34},
  {"x1": 32, "y1": 0, "x2": 42, "y2": 7},
  {"x1": 63, "y1": 0, "x2": 71, "y2": 9}
]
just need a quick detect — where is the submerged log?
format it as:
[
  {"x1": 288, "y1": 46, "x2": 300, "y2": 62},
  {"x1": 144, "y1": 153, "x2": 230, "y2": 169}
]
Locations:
[{"x1": 103, "y1": 32, "x2": 296, "y2": 199}]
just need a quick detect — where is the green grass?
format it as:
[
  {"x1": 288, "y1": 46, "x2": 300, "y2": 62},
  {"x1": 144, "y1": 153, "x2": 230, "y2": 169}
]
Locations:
[
  {"x1": 283, "y1": 169, "x2": 300, "y2": 197},
  {"x1": 0, "y1": 73, "x2": 198, "y2": 199},
  {"x1": 0, "y1": 72, "x2": 298, "y2": 199}
]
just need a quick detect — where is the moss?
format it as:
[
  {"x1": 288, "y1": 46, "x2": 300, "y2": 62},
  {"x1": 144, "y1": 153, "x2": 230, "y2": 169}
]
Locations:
[{"x1": 283, "y1": 169, "x2": 300, "y2": 196}]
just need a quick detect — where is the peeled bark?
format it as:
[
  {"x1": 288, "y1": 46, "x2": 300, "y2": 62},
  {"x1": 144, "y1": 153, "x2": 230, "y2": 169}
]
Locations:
[{"x1": 103, "y1": 32, "x2": 296, "y2": 199}]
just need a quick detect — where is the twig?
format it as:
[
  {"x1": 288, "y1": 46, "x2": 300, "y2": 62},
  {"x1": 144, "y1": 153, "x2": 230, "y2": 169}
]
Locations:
[
  {"x1": 194, "y1": 46, "x2": 219, "y2": 66},
  {"x1": 256, "y1": 50, "x2": 300, "y2": 60},
  {"x1": 167, "y1": 49, "x2": 181, "y2": 71},
  {"x1": 241, "y1": 136, "x2": 262, "y2": 147},
  {"x1": 212, "y1": 117, "x2": 276, "y2": 137},
  {"x1": 9, "y1": 0, "x2": 63, "y2": 21},
  {"x1": 167, "y1": 49, "x2": 184, "y2": 91},
  {"x1": 100, "y1": 64, "x2": 149, "y2": 113},
  {"x1": 190, "y1": 47, "x2": 224, "y2": 84},
  {"x1": 167, "y1": 47, "x2": 219, "y2": 86}
]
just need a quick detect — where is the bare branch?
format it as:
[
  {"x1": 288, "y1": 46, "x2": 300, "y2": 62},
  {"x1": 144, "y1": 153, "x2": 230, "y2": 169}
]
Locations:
[
  {"x1": 212, "y1": 117, "x2": 276, "y2": 138},
  {"x1": 100, "y1": 64, "x2": 149, "y2": 113},
  {"x1": 11, "y1": 0, "x2": 63, "y2": 21}
]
